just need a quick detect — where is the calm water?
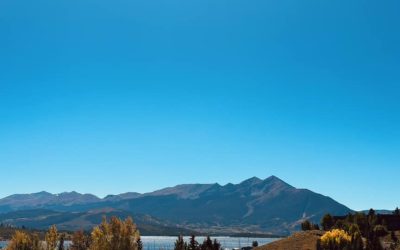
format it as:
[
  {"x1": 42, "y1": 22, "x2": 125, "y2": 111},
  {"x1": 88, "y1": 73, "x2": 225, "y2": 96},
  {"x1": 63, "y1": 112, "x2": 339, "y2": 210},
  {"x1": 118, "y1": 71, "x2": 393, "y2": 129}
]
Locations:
[{"x1": 0, "y1": 236, "x2": 278, "y2": 249}]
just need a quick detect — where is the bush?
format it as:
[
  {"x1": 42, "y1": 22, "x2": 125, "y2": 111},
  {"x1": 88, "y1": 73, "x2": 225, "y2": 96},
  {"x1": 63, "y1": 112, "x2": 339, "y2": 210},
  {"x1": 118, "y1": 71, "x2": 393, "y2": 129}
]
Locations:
[{"x1": 320, "y1": 229, "x2": 352, "y2": 250}]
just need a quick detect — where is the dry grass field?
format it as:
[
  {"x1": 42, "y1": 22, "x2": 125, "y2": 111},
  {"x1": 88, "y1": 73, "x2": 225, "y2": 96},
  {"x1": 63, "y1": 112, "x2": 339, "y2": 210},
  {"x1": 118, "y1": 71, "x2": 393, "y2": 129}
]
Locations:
[{"x1": 255, "y1": 231, "x2": 324, "y2": 250}]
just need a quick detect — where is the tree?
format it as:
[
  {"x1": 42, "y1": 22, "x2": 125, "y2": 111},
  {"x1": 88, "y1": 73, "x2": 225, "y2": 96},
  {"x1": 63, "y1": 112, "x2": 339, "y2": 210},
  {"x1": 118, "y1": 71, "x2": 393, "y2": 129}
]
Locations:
[
  {"x1": 174, "y1": 235, "x2": 187, "y2": 250},
  {"x1": 90, "y1": 216, "x2": 139, "y2": 250},
  {"x1": 301, "y1": 220, "x2": 312, "y2": 231},
  {"x1": 312, "y1": 224, "x2": 320, "y2": 230},
  {"x1": 351, "y1": 232, "x2": 363, "y2": 250},
  {"x1": 394, "y1": 207, "x2": 400, "y2": 216},
  {"x1": 212, "y1": 239, "x2": 221, "y2": 250},
  {"x1": 188, "y1": 235, "x2": 199, "y2": 250},
  {"x1": 321, "y1": 214, "x2": 334, "y2": 231},
  {"x1": 354, "y1": 213, "x2": 368, "y2": 237},
  {"x1": 7, "y1": 231, "x2": 42, "y2": 250},
  {"x1": 70, "y1": 230, "x2": 90, "y2": 250},
  {"x1": 45, "y1": 225, "x2": 59, "y2": 250},
  {"x1": 137, "y1": 237, "x2": 143, "y2": 250},
  {"x1": 252, "y1": 241, "x2": 259, "y2": 247},
  {"x1": 201, "y1": 236, "x2": 213, "y2": 250},
  {"x1": 368, "y1": 209, "x2": 375, "y2": 217},
  {"x1": 348, "y1": 225, "x2": 363, "y2": 250}
]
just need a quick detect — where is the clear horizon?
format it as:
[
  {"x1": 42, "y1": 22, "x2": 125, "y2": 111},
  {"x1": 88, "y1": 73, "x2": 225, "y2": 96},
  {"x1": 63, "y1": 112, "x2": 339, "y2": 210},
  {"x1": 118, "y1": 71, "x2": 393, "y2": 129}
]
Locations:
[{"x1": 0, "y1": 0, "x2": 399, "y2": 211}]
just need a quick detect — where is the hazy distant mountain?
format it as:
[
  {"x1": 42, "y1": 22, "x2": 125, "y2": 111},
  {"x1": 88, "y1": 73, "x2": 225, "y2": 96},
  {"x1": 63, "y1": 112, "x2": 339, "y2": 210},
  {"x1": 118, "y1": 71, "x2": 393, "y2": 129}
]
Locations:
[
  {"x1": 0, "y1": 176, "x2": 352, "y2": 235},
  {"x1": 0, "y1": 208, "x2": 197, "y2": 236},
  {"x1": 103, "y1": 192, "x2": 142, "y2": 202},
  {"x1": 0, "y1": 191, "x2": 101, "y2": 212}
]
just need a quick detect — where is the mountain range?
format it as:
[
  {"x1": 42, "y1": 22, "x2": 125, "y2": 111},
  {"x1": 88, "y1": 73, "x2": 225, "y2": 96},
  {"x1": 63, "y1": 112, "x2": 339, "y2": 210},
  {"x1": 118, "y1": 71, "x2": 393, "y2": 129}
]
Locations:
[{"x1": 0, "y1": 176, "x2": 351, "y2": 235}]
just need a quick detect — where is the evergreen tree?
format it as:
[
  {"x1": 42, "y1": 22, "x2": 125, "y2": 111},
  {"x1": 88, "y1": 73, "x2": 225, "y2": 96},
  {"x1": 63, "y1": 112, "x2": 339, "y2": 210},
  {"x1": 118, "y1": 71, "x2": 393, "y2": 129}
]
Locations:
[
  {"x1": 201, "y1": 236, "x2": 213, "y2": 250},
  {"x1": 321, "y1": 214, "x2": 334, "y2": 231},
  {"x1": 312, "y1": 224, "x2": 320, "y2": 230},
  {"x1": 137, "y1": 237, "x2": 143, "y2": 250},
  {"x1": 188, "y1": 235, "x2": 199, "y2": 250},
  {"x1": 175, "y1": 235, "x2": 186, "y2": 250},
  {"x1": 301, "y1": 220, "x2": 312, "y2": 231},
  {"x1": 394, "y1": 207, "x2": 400, "y2": 216},
  {"x1": 212, "y1": 239, "x2": 221, "y2": 250},
  {"x1": 252, "y1": 241, "x2": 258, "y2": 247}
]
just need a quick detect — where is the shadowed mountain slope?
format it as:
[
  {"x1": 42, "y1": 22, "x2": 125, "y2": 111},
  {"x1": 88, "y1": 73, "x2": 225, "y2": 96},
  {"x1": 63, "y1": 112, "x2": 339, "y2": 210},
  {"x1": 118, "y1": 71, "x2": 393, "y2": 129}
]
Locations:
[{"x1": 0, "y1": 176, "x2": 351, "y2": 234}]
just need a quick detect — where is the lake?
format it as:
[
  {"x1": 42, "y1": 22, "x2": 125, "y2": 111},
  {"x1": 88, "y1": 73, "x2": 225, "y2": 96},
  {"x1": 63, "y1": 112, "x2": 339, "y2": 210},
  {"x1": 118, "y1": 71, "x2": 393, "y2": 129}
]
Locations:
[{"x1": 0, "y1": 236, "x2": 278, "y2": 249}]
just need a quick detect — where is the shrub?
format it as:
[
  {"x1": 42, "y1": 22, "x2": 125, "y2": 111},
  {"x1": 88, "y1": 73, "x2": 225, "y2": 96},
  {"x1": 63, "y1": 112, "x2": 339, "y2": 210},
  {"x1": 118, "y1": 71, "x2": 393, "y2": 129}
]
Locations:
[{"x1": 320, "y1": 229, "x2": 352, "y2": 250}]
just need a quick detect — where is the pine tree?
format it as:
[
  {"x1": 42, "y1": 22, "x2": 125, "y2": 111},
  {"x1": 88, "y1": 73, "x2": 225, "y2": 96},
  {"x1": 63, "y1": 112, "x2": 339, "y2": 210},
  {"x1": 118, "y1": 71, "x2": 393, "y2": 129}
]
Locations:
[
  {"x1": 301, "y1": 220, "x2": 312, "y2": 231},
  {"x1": 201, "y1": 236, "x2": 213, "y2": 250},
  {"x1": 188, "y1": 235, "x2": 199, "y2": 250},
  {"x1": 212, "y1": 239, "x2": 221, "y2": 250},
  {"x1": 137, "y1": 237, "x2": 143, "y2": 250},
  {"x1": 321, "y1": 214, "x2": 334, "y2": 231}
]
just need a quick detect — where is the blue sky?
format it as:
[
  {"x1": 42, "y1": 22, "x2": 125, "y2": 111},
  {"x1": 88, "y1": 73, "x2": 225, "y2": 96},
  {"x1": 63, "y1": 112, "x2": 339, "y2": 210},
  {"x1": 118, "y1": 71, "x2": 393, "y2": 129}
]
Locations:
[{"x1": 0, "y1": 0, "x2": 399, "y2": 210}]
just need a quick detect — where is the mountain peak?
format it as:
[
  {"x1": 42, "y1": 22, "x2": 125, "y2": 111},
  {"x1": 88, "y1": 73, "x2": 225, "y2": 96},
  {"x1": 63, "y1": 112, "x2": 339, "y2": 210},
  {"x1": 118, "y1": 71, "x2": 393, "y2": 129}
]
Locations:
[
  {"x1": 239, "y1": 176, "x2": 263, "y2": 185},
  {"x1": 263, "y1": 175, "x2": 293, "y2": 188}
]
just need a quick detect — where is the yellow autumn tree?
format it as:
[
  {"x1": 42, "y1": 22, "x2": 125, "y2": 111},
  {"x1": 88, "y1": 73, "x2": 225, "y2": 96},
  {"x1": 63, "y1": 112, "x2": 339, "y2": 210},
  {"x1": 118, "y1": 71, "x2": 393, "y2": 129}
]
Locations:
[
  {"x1": 45, "y1": 225, "x2": 58, "y2": 250},
  {"x1": 70, "y1": 230, "x2": 90, "y2": 250},
  {"x1": 320, "y1": 229, "x2": 352, "y2": 250},
  {"x1": 90, "y1": 216, "x2": 140, "y2": 250},
  {"x1": 6, "y1": 231, "x2": 42, "y2": 250}
]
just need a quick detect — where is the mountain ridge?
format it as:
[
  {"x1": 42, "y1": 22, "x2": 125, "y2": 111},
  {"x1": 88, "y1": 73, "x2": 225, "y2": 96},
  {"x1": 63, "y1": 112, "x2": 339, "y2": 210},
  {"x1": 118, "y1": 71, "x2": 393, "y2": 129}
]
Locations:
[{"x1": 0, "y1": 176, "x2": 352, "y2": 235}]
